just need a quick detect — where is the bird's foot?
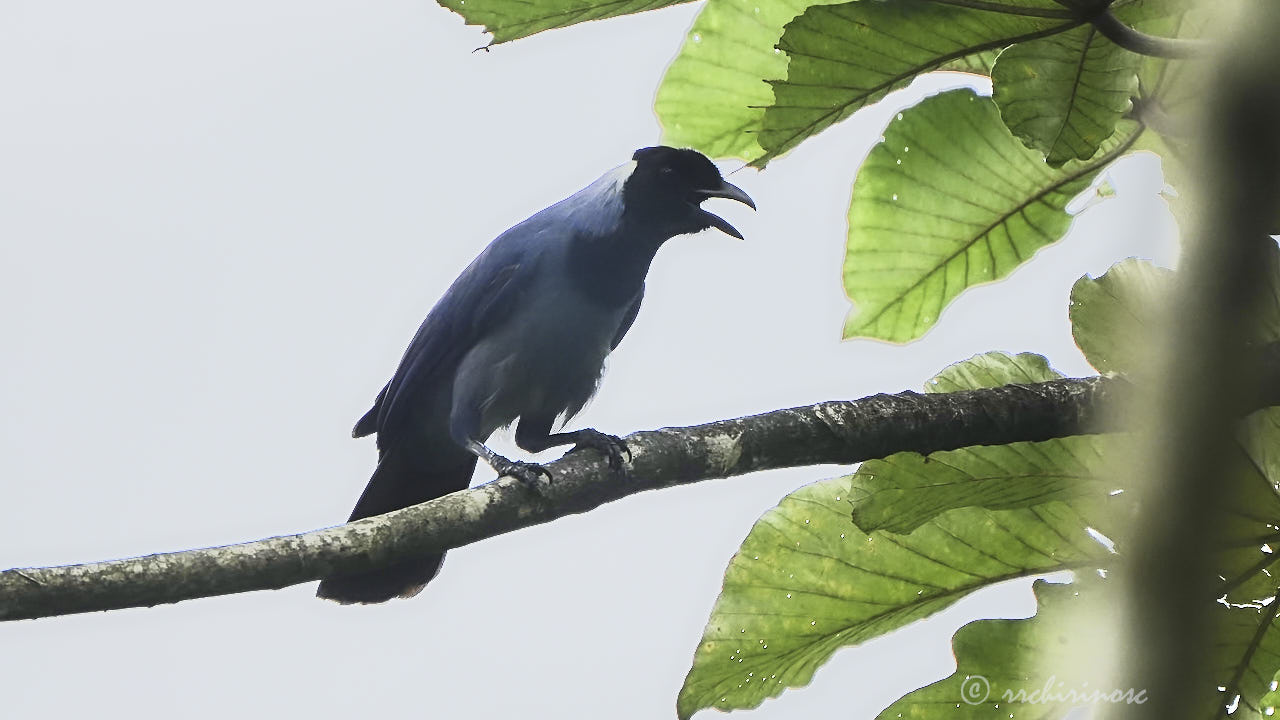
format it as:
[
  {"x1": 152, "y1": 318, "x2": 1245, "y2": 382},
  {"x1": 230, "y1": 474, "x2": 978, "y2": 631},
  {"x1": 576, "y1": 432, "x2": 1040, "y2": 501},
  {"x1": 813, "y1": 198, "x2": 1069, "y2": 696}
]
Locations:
[
  {"x1": 493, "y1": 458, "x2": 553, "y2": 489},
  {"x1": 569, "y1": 429, "x2": 631, "y2": 474}
]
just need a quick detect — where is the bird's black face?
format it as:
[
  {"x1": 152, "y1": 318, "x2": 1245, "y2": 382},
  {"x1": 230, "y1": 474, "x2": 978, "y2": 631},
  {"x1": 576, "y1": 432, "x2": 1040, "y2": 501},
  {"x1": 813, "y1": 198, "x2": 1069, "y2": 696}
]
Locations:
[{"x1": 624, "y1": 146, "x2": 756, "y2": 239}]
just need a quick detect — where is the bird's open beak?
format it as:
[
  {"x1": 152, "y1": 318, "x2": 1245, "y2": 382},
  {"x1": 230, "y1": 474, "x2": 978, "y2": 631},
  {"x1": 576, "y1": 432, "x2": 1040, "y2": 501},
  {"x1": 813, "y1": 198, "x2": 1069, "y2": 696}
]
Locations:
[{"x1": 692, "y1": 180, "x2": 756, "y2": 239}]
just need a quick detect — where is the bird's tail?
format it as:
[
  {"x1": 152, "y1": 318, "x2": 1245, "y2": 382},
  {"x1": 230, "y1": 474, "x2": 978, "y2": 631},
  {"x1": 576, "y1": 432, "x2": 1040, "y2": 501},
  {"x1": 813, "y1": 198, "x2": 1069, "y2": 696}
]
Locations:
[{"x1": 317, "y1": 448, "x2": 477, "y2": 604}]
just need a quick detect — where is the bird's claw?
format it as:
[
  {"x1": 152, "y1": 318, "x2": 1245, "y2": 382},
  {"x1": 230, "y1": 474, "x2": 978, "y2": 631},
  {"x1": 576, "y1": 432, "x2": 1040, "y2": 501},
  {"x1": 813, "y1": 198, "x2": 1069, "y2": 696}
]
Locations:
[
  {"x1": 495, "y1": 459, "x2": 553, "y2": 489},
  {"x1": 570, "y1": 429, "x2": 632, "y2": 474}
]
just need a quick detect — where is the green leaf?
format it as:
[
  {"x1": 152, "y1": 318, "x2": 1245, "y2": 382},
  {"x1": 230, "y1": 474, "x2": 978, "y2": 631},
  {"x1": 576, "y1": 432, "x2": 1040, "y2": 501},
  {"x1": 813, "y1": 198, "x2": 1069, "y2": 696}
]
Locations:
[
  {"x1": 1212, "y1": 415, "x2": 1280, "y2": 607},
  {"x1": 852, "y1": 352, "x2": 1116, "y2": 534},
  {"x1": 757, "y1": 0, "x2": 1080, "y2": 167},
  {"x1": 926, "y1": 349, "x2": 1059, "y2": 391},
  {"x1": 843, "y1": 89, "x2": 1143, "y2": 342},
  {"x1": 1129, "y1": 0, "x2": 1228, "y2": 106},
  {"x1": 655, "y1": 0, "x2": 843, "y2": 161},
  {"x1": 1238, "y1": 409, "x2": 1280, "y2": 497},
  {"x1": 1066, "y1": 251, "x2": 1280, "y2": 599},
  {"x1": 1206, "y1": 411, "x2": 1280, "y2": 717},
  {"x1": 1266, "y1": 678, "x2": 1280, "y2": 715},
  {"x1": 1214, "y1": 595, "x2": 1280, "y2": 719},
  {"x1": 852, "y1": 438, "x2": 1118, "y2": 535},
  {"x1": 438, "y1": 0, "x2": 694, "y2": 45},
  {"x1": 877, "y1": 579, "x2": 1130, "y2": 720},
  {"x1": 992, "y1": 26, "x2": 1141, "y2": 166},
  {"x1": 880, "y1": 417, "x2": 1280, "y2": 719},
  {"x1": 1070, "y1": 247, "x2": 1280, "y2": 376},
  {"x1": 1245, "y1": 240, "x2": 1280, "y2": 343},
  {"x1": 676, "y1": 480, "x2": 1118, "y2": 717},
  {"x1": 1173, "y1": 413, "x2": 1280, "y2": 715},
  {"x1": 1069, "y1": 258, "x2": 1174, "y2": 375},
  {"x1": 939, "y1": 50, "x2": 1001, "y2": 77},
  {"x1": 1126, "y1": 0, "x2": 1200, "y2": 76},
  {"x1": 1128, "y1": 4, "x2": 1221, "y2": 226}
]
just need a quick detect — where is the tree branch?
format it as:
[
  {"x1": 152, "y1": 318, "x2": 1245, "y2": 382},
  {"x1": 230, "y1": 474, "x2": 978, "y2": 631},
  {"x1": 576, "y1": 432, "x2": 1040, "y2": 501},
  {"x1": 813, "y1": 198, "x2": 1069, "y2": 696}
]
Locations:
[{"x1": 6, "y1": 356, "x2": 1280, "y2": 622}]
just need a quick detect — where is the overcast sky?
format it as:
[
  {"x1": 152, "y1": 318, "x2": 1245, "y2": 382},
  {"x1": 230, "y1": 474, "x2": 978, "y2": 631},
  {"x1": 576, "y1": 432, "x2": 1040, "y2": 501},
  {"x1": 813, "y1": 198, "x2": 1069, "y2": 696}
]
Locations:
[{"x1": 1, "y1": 2, "x2": 1178, "y2": 717}]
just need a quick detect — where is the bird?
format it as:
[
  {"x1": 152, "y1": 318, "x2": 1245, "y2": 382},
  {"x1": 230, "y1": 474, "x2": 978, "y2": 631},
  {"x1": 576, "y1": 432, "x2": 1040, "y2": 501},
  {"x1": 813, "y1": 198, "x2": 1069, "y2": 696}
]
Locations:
[{"x1": 316, "y1": 146, "x2": 754, "y2": 604}]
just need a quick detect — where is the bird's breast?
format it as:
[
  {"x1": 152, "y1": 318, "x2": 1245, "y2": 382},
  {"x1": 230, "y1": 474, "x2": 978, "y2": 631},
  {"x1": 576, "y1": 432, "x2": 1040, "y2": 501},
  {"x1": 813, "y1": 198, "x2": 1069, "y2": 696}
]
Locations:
[{"x1": 459, "y1": 269, "x2": 635, "y2": 437}]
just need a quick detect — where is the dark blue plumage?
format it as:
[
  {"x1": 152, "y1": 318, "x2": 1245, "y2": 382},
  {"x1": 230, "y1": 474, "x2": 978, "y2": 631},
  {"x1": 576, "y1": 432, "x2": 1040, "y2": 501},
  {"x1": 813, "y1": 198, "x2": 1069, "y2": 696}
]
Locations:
[{"x1": 317, "y1": 147, "x2": 753, "y2": 604}]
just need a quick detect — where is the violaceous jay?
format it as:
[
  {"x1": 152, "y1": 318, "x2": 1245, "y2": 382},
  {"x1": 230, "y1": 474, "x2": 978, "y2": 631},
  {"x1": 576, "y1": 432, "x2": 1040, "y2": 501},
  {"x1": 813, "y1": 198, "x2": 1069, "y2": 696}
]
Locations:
[{"x1": 316, "y1": 146, "x2": 754, "y2": 604}]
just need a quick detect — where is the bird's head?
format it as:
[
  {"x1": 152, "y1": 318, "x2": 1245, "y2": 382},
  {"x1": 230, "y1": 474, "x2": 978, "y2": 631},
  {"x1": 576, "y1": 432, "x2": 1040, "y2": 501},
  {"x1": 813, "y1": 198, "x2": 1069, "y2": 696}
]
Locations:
[{"x1": 622, "y1": 146, "x2": 756, "y2": 239}]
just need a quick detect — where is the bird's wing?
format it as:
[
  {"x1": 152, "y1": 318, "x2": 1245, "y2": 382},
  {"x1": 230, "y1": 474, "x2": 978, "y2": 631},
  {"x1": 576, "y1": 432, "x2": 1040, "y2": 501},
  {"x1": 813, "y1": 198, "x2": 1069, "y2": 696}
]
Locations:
[
  {"x1": 367, "y1": 236, "x2": 541, "y2": 446},
  {"x1": 611, "y1": 285, "x2": 645, "y2": 351}
]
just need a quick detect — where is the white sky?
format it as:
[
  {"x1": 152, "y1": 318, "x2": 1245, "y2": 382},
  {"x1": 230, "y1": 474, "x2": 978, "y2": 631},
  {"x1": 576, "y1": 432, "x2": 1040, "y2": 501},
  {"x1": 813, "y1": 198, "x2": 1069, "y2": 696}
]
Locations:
[{"x1": 1, "y1": 1, "x2": 1178, "y2": 718}]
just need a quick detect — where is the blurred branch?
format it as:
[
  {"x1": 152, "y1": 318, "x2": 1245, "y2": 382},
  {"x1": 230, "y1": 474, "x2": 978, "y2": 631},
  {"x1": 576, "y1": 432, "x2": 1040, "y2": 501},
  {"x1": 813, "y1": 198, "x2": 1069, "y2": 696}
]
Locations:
[
  {"x1": 7, "y1": 356, "x2": 1280, "y2": 622},
  {"x1": 1101, "y1": 6, "x2": 1280, "y2": 719}
]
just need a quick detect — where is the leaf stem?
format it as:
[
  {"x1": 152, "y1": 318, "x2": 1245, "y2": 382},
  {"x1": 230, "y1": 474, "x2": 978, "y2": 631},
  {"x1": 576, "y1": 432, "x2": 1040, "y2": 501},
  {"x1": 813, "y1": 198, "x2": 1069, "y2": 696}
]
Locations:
[{"x1": 1090, "y1": 9, "x2": 1211, "y2": 58}]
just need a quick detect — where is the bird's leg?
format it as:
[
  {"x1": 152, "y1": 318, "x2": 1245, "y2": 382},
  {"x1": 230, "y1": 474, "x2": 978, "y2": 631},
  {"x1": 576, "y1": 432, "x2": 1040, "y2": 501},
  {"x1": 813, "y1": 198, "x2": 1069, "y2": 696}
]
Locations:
[
  {"x1": 450, "y1": 407, "x2": 553, "y2": 488},
  {"x1": 461, "y1": 439, "x2": 552, "y2": 489},
  {"x1": 516, "y1": 417, "x2": 630, "y2": 473}
]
